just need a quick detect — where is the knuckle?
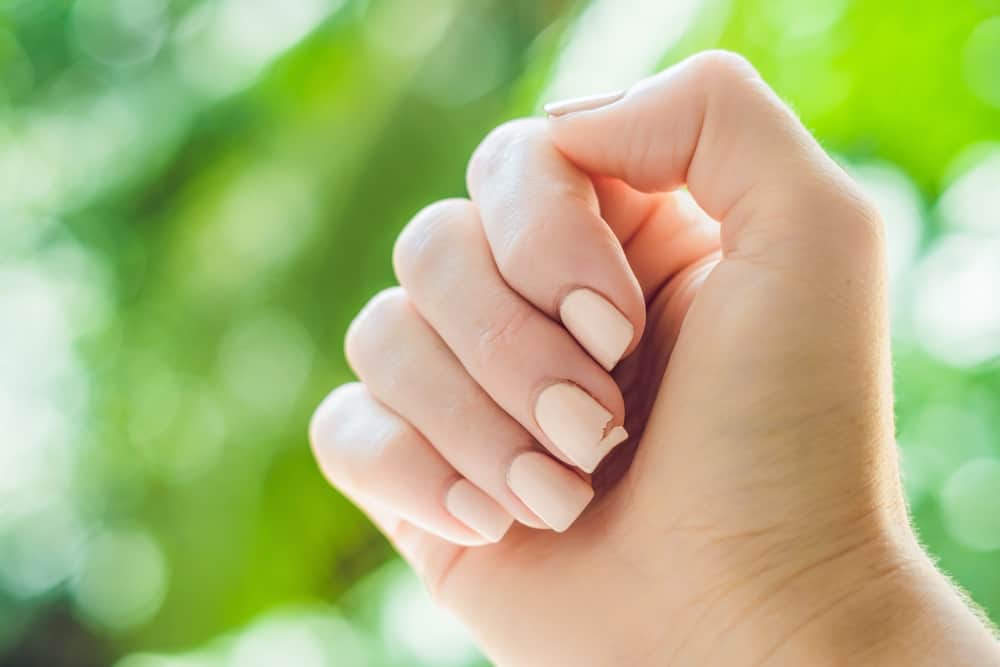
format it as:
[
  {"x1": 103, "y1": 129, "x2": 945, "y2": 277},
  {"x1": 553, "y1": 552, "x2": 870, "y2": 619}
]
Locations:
[
  {"x1": 309, "y1": 382, "x2": 363, "y2": 448},
  {"x1": 309, "y1": 381, "x2": 417, "y2": 493},
  {"x1": 349, "y1": 414, "x2": 416, "y2": 489},
  {"x1": 467, "y1": 118, "x2": 545, "y2": 185},
  {"x1": 687, "y1": 50, "x2": 769, "y2": 109},
  {"x1": 393, "y1": 198, "x2": 476, "y2": 285},
  {"x1": 491, "y1": 187, "x2": 578, "y2": 282},
  {"x1": 308, "y1": 381, "x2": 367, "y2": 482},
  {"x1": 344, "y1": 286, "x2": 412, "y2": 372},
  {"x1": 493, "y1": 221, "x2": 543, "y2": 282},
  {"x1": 837, "y1": 184, "x2": 885, "y2": 251},
  {"x1": 474, "y1": 300, "x2": 532, "y2": 366},
  {"x1": 782, "y1": 173, "x2": 887, "y2": 265},
  {"x1": 689, "y1": 49, "x2": 760, "y2": 85}
]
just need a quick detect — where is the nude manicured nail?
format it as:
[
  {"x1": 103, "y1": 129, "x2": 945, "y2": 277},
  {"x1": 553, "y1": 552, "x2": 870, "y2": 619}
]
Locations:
[
  {"x1": 560, "y1": 288, "x2": 634, "y2": 371},
  {"x1": 535, "y1": 383, "x2": 628, "y2": 473},
  {"x1": 445, "y1": 479, "x2": 514, "y2": 543},
  {"x1": 507, "y1": 452, "x2": 594, "y2": 532},
  {"x1": 544, "y1": 90, "x2": 625, "y2": 117}
]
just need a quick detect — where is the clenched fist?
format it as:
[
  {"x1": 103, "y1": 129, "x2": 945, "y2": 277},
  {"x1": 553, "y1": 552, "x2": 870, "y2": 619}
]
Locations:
[{"x1": 310, "y1": 52, "x2": 1000, "y2": 665}]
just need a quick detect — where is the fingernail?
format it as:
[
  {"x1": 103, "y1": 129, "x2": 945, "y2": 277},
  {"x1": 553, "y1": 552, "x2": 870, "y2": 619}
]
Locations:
[
  {"x1": 445, "y1": 479, "x2": 514, "y2": 543},
  {"x1": 544, "y1": 90, "x2": 625, "y2": 117},
  {"x1": 507, "y1": 452, "x2": 594, "y2": 532},
  {"x1": 560, "y1": 288, "x2": 634, "y2": 371},
  {"x1": 535, "y1": 383, "x2": 627, "y2": 473},
  {"x1": 597, "y1": 425, "x2": 629, "y2": 461}
]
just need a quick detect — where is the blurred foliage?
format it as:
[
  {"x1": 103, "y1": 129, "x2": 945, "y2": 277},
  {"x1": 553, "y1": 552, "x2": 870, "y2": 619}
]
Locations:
[{"x1": 1, "y1": 0, "x2": 999, "y2": 665}]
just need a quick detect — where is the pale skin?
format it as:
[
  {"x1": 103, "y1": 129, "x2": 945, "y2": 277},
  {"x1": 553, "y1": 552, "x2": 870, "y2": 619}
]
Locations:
[{"x1": 309, "y1": 52, "x2": 1000, "y2": 665}]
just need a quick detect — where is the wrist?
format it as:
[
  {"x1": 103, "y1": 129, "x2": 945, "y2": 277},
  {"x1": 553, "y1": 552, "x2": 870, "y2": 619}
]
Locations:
[
  {"x1": 661, "y1": 509, "x2": 998, "y2": 666},
  {"x1": 828, "y1": 550, "x2": 1000, "y2": 665},
  {"x1": 732, "y1": 534, "x2": 1000, "y2": 666}
]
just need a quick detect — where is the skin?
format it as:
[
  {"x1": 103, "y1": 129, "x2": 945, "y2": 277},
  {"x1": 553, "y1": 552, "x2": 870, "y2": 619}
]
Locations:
[{"x1": 310, "y1": 52, "x2": 1000, "y2": 665}]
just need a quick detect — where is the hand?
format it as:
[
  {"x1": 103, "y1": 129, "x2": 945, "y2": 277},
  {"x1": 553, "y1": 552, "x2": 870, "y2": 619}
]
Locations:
[{"x1": 310, "y1": 51, "x2": 1000, "y2": 665}]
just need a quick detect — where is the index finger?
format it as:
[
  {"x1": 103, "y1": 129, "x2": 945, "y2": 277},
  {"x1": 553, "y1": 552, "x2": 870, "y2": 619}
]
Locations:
[{"x1": 465, "y1": 119, "x2": 646, "y2": 371}]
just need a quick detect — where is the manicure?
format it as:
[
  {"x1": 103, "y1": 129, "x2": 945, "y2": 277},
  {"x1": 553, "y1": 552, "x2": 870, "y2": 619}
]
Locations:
[
  {"x1": 560, "y1": 288, "x2": 634, "y2": 371},
  {"x1": 507, "y1": 452, "x2": 594, "y2": 532},
  {"x1": 446, "y1": 479, "x2": 514, "y2": 543},
  {"x1": 535, "y1": 382, "x2": 628, "y2": 473},
  {"x1": 544, "y1": 90, "x2": 625, "y2": 117}
]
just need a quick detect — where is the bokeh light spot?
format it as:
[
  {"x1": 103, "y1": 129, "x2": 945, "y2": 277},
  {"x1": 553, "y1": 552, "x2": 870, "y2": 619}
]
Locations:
[
  {"x1": 172, "y1": 0, "x2": 341, "y2": 97},
  {"x1": 759, "y1": 0, "x2": 847, "y2": 43},
  {"x1": 71, "y1": 0, "x2": 169, "y2": 68},
  {"x1": 899, "y1": 400, "x2": 995, "y2": 504},
  {"x1": 940, "y1": 458, "x2": 1000, "y2": 552},
  {"x1": 71, "y1": 526, "x2": 168, "y2": 632},
  {"x1": 913, "y1": 234, "x2": 1000, "y2": 366},
  {"x1": 163, "y1": 390, "x2": 228, "y2": 483},
  {"x1": 127, "y1": 354, "x2": 183, "y2": 450},
  {"x1": 230, "y1": 611, "x2": 367, "y2": 667},
  {"x1": 116, "y1": 657, "x2": 212, "y2": 667},
  {"x1": 938, "y1": 145, "x2": 1000, "y2": 234},
  {"x1": 849, "y1": 161, "x2": 924, "y2": 300},
  {"x1": 114, "y1": 607, "x2": 370, "y2": 667},
  {"x1": 192, "y1": 164, "x2": 319, "y2": 290},
  {"x1": 963, "y1": 17, "x2": 1000, "y2": 108},
  {"x1": 417, "y1": 14, "x2": 509, "y2": 106},
  {"x1": 380, "y1": 568, "x2": 479, "y2": 666},
  {"x1": 0, "y1": 499, "x2": 83, "y2": 599},
  {"x1": 544, "y1": 0, "x2": 706, "y2": 102},
  {"x1": 364, "y1": 0, "x2": 454, "y2": 61},
  {"x1": 216, "y1": 311, "x2": 315, "y2": 420}
]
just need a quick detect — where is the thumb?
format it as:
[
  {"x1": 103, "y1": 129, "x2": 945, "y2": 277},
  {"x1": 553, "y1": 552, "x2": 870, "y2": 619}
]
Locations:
[
  {"x1": 547, "y1": 52, "x2": 899, "y2": 531},
  {"x1": 545, "y1": 51, "x2": 882, "y2": 273}
]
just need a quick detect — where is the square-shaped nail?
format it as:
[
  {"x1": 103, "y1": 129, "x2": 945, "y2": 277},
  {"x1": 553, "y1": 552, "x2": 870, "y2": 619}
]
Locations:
[
  {"x1": 445, "y1": 479, "x2": 514, "y2": 543},
  {"x1": 535, "y1": 383, "x2": 628, "y2": 473},
  {"x1": 560, "y1": 288, "x2": 633, "y2": 371},
  {"x1": 507, "y1": 452, "x2": 594, "y2": 532}
]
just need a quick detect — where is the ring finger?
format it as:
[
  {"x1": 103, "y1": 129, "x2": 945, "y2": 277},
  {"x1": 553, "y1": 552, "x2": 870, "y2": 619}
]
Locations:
[{"x1": 345, "y1": 286, "x2": 595, "y2": 533}]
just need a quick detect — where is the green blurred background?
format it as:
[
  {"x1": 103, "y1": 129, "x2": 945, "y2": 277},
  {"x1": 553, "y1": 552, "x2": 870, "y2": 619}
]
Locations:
[{"x1": 2, "y1": 0, "x2": 1000, "y2": 664}]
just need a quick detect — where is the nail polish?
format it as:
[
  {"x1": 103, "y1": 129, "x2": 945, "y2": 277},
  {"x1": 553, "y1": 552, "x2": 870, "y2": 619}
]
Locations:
[
  {"x1": 535, "y1": 383, "x2": 628, "y2": 473},
  {"x1": 544, "y1": 90, "x2": 626, "y2": 117},
  {"x1": 560, "y1": 288, "x2": 634, "y2": 371},
  {"x1": 445, "y1": 479, "x2": 514, "y2": 543},
  {"x1": 507, "y1": 452, "x2": 594, "y2": 532}
]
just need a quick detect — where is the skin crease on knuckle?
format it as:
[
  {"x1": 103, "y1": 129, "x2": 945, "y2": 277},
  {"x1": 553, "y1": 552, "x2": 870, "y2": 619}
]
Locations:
[
  {"x1": 343, "y1": 286, "x2": 411, "y2": 378},
  {"x1": 308, "y1": 381, "x2": 360, "y2": 465},
  {"x1": 309, "y1": 382, "x2": 384, "y2": 493},
  {"x1": 467, "y1": 118, "x2": 543, "y2": 190},
  {"x1": 392, "y1": 198, "x2": 477, "y2": 286},
  {"x1": 472, "y1": 297, "x2": 533, "y2": 369},
  {"x1": 682, "y1": 57, "x2": 885, "y2": 276}
]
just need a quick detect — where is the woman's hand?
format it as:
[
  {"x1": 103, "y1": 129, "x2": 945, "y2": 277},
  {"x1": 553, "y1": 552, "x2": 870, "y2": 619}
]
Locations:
[{"x1": 310, "y1": 51, "x2": 1000, "y2": 665}]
